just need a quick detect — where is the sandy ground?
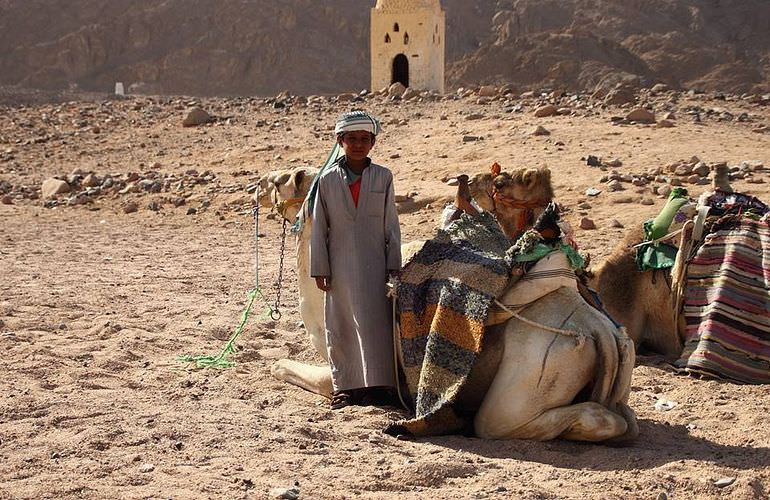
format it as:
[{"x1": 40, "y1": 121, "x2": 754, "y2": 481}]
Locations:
[{"x1": 1, "y1": 90, "x2": 770, "y2": 499}]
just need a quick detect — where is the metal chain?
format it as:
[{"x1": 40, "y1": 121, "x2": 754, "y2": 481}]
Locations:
[
  {"x1": 251, "y1": 199, "x2": 286, "y2": 321},
  {"x1": 272, "y1": 218, "x2": 288, "y2": 320}
]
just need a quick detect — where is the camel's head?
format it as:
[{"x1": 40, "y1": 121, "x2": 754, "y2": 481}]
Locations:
[
  {"x1": 491, "y1": 167, "x2": 555, "y2": 239},
  {"x1": 254, "y1": 166, "x2": 318, "y2": 221}
]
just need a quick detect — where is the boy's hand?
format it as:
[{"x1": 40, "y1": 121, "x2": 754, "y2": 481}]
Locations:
[{"x1": 315, "y1": 276, "x2": 331, "y2": 292}]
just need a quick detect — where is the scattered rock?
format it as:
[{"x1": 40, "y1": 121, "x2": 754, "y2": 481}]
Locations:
[
  {"x1": 658, "y1": 185, "x2": 673, "y2": 197},
  {"x1": 586, "y1": 155, "x2": 602, "y2": 167},
  {"x1": 270, "y1": 487, "x2": 300, "y2": 500},
  {"x1": 579, "y1": 217, "x2": 596, "y2": 230},
  {"x1": 609, "y1": 219, "x2": 624, "y2": 228},
  {"x1": 626, "y1": 108, "x2": 656, "y2": 123},
  {"x1": 578, "y1": 202, "x2": 592, "y2": 209},
  {"x1": 654, "y1": 399, "x2": 677, "y2": 411},
  {"x1": 41, "y1": 178, "x2": 71, "y2": 199},
  {"x1": 477, "y1": 85, "x2": 497, "y2": 97},
  {"x1": 388, "y1": 82, "x2": 406, "y2": 97},
  {"x1": 714, "y1": 477, "x2": 736, "y2": 488},
  {"x1": 462, "y1": 135, "x2": 481, "y2": 142},
  {"x1": 465, "y1": 113, "x2": 484, "y2": 121},
  {"x1": 530, "y1": 125, "x2": 550, "y2": 136},
  {"x1": 182, "y1": 107, "x2": 212, "y2": 127},
  {"x1": 640, "y1": 198, "x2": 654, "y2": 205},
  {"x1": 1, "y1": 195, "x2": 13, "y2": 205},
  {"x1": 606, "y1": 180, "x2": 623, "y2": 192},
  {"x1": 402, "y1": 88, "x2": 419, "y2": 100},
  {"x1": 657, "y1": 119, "x2": 675, "y2": 128},
  {"x1": 534, "y1": 105, "x2": 558, "y2": 117},
  {"x1": 604, "y1": 88, "x2": 636, "y2": 106},
  {"x1": 612, "y1": 196, "x2": 634, "y2": 204},
  {"x1": 585, "y1": 187, "x2": 602, "y2": 197},
  {"x1": 187, "y1": 207, "x2": 198, "y2": 215},
  {"x1": 81, "y1": 173, "x2": 99, "y2": 187},
  {"x1": 123, "y1": 202, "x2": 139, "y2": 214},
  {"x1": 139, "y1": 463, "x2": 155, "y2": 473},
  {"x1": 606, "y1": 158, "x2": 623, "y2": 168}
]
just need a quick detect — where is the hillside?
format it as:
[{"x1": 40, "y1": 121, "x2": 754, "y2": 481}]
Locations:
[{"x1": 0, "y1": 0, "x2": 768, "y2": 96}]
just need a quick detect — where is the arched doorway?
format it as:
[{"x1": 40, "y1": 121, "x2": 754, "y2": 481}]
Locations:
[{"x1": 392, "y1": 54, "x2": 409, "y2": 88}]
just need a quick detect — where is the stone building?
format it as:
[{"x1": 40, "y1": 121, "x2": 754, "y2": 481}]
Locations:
[{"x1": 370, "y1": 0, "x2": 445, "y2": 94}]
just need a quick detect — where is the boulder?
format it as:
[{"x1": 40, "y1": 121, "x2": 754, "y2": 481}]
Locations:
[
  {"x1": 41, "y1": 178, "x2": 71, "y2": 199},
  {"x1": 534, "y1": 105, "x2": 558, "y2": 117},
  {"x1": 182, "y1": 107, "x2": 212, "y2": 127},
  {"x1": 478, "y1": 85, "x2": 497, "y2": 97},
  {"x1": 626, "y1": 108, "x2": 656, "y2": 123},
  {"x1": 604, "y1": 88, "x2": 636, "y2": 106},
  {"x1": 388, "y1": 82, "x2": 406, "y2": 97}
]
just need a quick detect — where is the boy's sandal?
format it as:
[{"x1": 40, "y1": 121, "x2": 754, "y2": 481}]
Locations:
[{"x1": 330, "y1": 391, "x2": 354, "y2": 410}]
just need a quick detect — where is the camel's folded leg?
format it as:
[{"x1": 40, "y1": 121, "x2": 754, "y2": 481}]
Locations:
[
  {"x1": 504, "y1": 402, "x2": 629, "y2": 442},
  {"x1": 271, "y1": 359, "x2": 333, "y2": 399}
]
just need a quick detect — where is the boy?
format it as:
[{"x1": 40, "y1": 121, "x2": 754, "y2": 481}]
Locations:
[{"x1": 310, "y1": 111, "x2": 401, "y2": 409}]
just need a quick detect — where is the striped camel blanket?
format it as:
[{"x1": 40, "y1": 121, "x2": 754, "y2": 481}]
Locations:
[
  {"x1": 391, "y1": 212, "x2": 513, "y2": 436},
  {"x1": 675, "y1": 213, "x2": 770, "y2": 384}
]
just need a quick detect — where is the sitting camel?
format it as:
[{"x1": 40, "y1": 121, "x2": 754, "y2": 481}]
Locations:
[
  {"x1": 591, "y1": 164, "x2": 770, "y2": 386},
  {"x1": 258, "y1": 165, "x2": 638, "y2": 442}
]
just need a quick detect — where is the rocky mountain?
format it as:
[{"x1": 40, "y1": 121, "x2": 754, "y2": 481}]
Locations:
[
  {"x1": 1, "y1": 0, "x2": 768, "y2": 96},
  {"x1": 449, "y1": 0, "x2": 770, "y2": 94},
  {"x1": 0, "y1": 0, "x2": 496, "y2": 96}
]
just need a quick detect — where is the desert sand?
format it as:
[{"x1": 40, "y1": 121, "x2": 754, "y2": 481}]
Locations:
[{"x1": 1, "y1": 89, "x2": 769, "y2": 499}]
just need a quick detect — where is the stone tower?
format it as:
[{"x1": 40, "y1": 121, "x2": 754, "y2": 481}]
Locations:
[{"x1": 371, "y1": 0, "x2": 445, "y2": 94}]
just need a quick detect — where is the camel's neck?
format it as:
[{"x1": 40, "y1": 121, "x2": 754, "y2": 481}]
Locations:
[{"x1": 296, "y1": 216, "x2": 314, "y2": 295}]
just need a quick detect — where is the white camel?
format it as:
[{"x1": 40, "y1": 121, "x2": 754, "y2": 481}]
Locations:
[{"x1": 257, "y1": 167, "x2": 638, "y2": 442}]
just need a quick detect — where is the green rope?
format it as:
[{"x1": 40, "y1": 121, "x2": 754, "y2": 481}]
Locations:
[{"x1": 176, "y1": 288, "x2": 271, "y2": 369}]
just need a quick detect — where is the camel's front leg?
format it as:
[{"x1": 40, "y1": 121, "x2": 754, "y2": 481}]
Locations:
[{"x1": 271, "y1": 360, "x2": 333, "y2": 399}]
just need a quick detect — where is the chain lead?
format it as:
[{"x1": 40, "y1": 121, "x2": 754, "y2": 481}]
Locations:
[{"x1": 271, "y1": 218, "x2": 288, "y2": 320}]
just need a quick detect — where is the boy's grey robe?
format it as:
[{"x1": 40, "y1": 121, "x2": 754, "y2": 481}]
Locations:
[{"x1": 310, "y1": 162, "x2": 401, "y2": 391}]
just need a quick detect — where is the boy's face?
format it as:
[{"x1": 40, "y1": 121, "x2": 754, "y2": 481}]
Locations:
[{"x1": 338, "y1": 131, "x2": 375, "y2": 162}]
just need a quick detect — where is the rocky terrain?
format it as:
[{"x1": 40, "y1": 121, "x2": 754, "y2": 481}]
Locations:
[
  {"x1": 2, "y1": 0, "x2": 769, "y2": 97},
  {"x1": 1, "y1": 84, "x2": 769, "y2": 498}
]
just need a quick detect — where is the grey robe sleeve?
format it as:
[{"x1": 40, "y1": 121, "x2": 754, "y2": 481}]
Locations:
[
  {"x1": 310, "y1": 179, "x2": 331, "y2": 277},
  {"x1": 384, "y1": 173, "x2": 402, "y2": 271}
]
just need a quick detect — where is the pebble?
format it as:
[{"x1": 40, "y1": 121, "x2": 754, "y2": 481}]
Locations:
[
  {"x1": 579, "y1": 217, "x2": 596, "y2": 230},
  {"x1": 462, "y1": 135, "x2": 481, "y2": 142},
  {"x1": 654, "y1": 398, "x2": 677, "y2": 411},
  {"x1": 465, "y1": 113, "x2": 484, "y2": 121},
  {"x1": 530, "y1": 125, "x2": 550, "y2": 136},
  {"x1": 585, "y1": 187, "x2": 602, "y2": 197},
  {"x1": 609, "y1": 219, "x2": 624, "y2": 228},
  {"x1": 640, "y1": 198, "x2": 654, "y2": 205},
  {"x1": 1, "y1": 195, "x2": 13, "y2": 205},
  {"x1": 270, "y1": 487, "x2": 300, "y2": 500},
  {"x1": 714, "y1": 477, "x2": 736, "y2": 488},
  {"x1": 606, "y1": 180, "x2": 623, "y2": 192},
  {"x1": 123, "y1": 202, "x2": 138, "y2": 214},
  {"x1": 657, "y1": 119, "x2": 675, "y2": 128},
  {"x1": 139, "y1": 463, "x2": 155, "y2": 473},
  {"x1": 658, "y1": 185, "x2": 673, "y2": 197}
]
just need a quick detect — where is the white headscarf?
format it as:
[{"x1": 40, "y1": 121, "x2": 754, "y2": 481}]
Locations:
[{"x1": 334, "y1": 111, "x2": 382, "y2": 137}]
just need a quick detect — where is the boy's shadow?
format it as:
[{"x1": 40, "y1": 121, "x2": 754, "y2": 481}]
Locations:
[{"x1": 421, "y1": 418, "x2": 769, "y2": 472}]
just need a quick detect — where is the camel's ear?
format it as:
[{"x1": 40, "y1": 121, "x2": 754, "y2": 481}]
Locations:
[
  {"x1": 274, "y1": 172, "x2": 291, "y2": 186},
  {"x1": 291, "y1": 169, "x2": 306, "y2": 191}
]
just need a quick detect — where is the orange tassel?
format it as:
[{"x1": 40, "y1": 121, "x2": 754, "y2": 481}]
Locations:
[{"x1": 490, "y1": 162, "x2": 501, "y2": 178}]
